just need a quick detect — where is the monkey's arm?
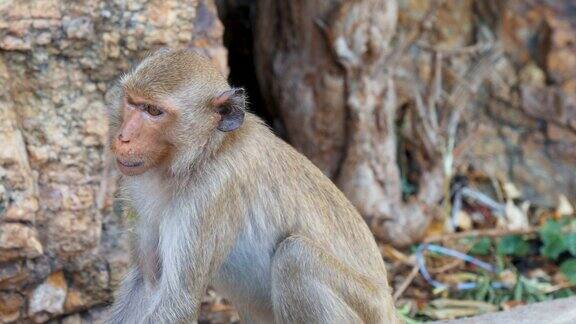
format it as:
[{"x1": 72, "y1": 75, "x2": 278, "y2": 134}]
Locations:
[
  {"x1": 107, "y1": 207, "x2": 149, "y2": 324},
  {"x1": 142, "y1": 209, "x2": 234, "y2": 324},
  {"x1": 107, "y1": 267, "x2": 148, "y2": 324}
]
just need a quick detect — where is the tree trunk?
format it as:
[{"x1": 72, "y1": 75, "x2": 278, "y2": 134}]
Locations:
[{"x1": 255, "y1": 0, "x2": 445, "y2": 246}]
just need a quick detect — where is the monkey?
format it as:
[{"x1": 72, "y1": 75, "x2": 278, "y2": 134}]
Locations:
[{"x1": 106, "y1": 48, "x2": 399, "y2": 324}]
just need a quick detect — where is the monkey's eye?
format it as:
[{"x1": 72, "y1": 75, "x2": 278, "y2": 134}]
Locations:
[{"x1": 143, "y1": 104, "x2": 163, "y2": 117}]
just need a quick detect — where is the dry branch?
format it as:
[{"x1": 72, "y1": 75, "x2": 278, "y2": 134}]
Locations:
[{"x1": 393, "y1": 264, "x2": 420, "y2": 301}]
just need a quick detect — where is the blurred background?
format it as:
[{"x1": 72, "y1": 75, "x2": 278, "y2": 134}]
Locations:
[{"x1": 1, "y1": 0, "x2": 576, "y2": 323}]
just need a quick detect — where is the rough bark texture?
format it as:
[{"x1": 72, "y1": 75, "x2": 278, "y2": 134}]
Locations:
[
  {"x1": 255, "y1": 0, "x2": 576, "y2": 245},
  {"x1": 255, "y1": 0, "x2": 444, "y2": 246},
  {"x1": 0, "y1": 0, "x2": 226, "y2": 322}
]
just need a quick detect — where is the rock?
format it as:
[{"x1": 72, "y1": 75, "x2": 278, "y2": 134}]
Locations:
[
  {"x1": 0, "y1": 35, "x2": 31, "y2": 50},
  {"x1": 0, "y1": 262, "x2": 28, "y2": 289},
  {"x1": 64, "y1": 289, "x2": 85, "y2": 314},
  {"x1": 399, "y1": 0, "x2": 576, "y2": 207},
  {"x1": 28, "y1": 0, "x2": 61, "y2": 19},
  {"x1": 0, "y1": 0, "x2": 226, "y2": 322},
  {"x1": 436, "y1": 296, "x2": 576, "y2": 324},
  {"x1": 62, "y1": 16, "x2": 93, "y2": 40},
  {"x1": 28, "y1": 271, "x2": 68, "y2": 322},
  {"x1": 0, "y1": 292, "x2": 23, "y2": 323},
  {"x1": 0, "y1": 223, "x2": 43, "y2": 262},
  {"x1": 61, "y1": 314, "x2": 82, "y2": 324},
  {"x1": 64, "y1": 289, "x2": 89, "y2": 313},
  {"x1": 79, "y1": 306, "x2": 107, "y2": 324},
  {"x1": 3, "y1": 197, "x2": 38, "y2": 222},
  {"x1": 47, "y1": 210, "x2": 101, "y2": 256},
  {"x1": 398, "y1": 0, "x2": 474, "y2": 48}
]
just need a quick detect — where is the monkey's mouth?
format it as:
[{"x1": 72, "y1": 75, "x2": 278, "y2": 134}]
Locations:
[
  {"x1": 116, "y1": 158, "x2": 147, "y2": 176},
  {"x1": 116, "y1": 159, "x2": 144, "y2": 168}
]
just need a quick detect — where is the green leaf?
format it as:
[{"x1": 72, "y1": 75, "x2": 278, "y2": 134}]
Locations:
[
  {"x1": 497, "y1": 235, "x2": 529, "y2": 256},
  {"x1": 553, "y1": 288, "x2": 574, "y2": 298},
  {"x1": 560, "y1": 259, "x2": 576, "y2": 284},
  {"x1": 565, "y1": 233, "x2": 576, "y2": 256},
  {"x1": 541, "y1": 239, "x2": 566, "y2": 259},
  {"x1": 539, "y1": 220, "x2": 567, "y2": 259},
  {"x1": 470, "y1": 238, "x2": 491, "y2": 255},
  {"x1": 474, "y1": 277, "x2": 490, "y2": 301}
]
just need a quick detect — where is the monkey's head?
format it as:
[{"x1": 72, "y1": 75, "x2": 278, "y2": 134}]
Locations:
[{"x1": 108, "y1": 49, "x2": 246, "y2": 176}]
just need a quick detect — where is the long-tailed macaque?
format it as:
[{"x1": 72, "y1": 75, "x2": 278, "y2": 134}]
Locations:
[{"x1": 107, "y1": 49, "x2": 398, "y2": 324}]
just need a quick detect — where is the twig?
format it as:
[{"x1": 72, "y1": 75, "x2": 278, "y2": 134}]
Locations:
[
  {"x1": 412, "y1": 86, "x2": 439, "y2": 149},
  {"x1": 428, "y1": 257, "x2": 464, "y2": 274},
  {"x1": 416, "y1": 41, "x2": 493, "y2": 56},
  {"x1": 445, "y1": 50, "x2": 502, "y2": 143},
  {"x1": 416, "y1": 244, "x2": 502, "y2": 290},
  {"x1": 425, "y1": 226, "x2": 576, "y2": 244},
  {"x1": 428, "y1": 51, "x2": 442, "y2": 130},
  {"x1": 544, "y1": 281, "x2": 576, "y2": 294},
  {"x1": 385, "y1": 0, "x2": 443, "y2": 67},
  {"x1": 461, "y1": 187, "x2": 505, "y2": 214},
  {"x1": 393, "y1": 264, "x2": 420, "y2": 301},
  {"x1": 424, "y1": 227, "x2": 538, "y2": 244},
  {"x1": 450, "y1": 189, "x2": 463, "y2": 229}
]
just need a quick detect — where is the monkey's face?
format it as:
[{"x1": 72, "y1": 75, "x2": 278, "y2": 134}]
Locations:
[
  {"x1": 110, "y1": 94, "x2": 174, "y2": 176},
  {"x1": 108, "y1": 49, "x2": 247, "y2": 177}
]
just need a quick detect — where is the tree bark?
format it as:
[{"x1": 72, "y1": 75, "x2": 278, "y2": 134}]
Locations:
[{"x1": 255, "y1": 0, "x2": 445, "y2": 246}]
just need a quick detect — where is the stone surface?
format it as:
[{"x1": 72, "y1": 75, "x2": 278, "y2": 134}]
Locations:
[
  {"x1": 397, "y1": 0, "x2": 576, "y2": 207},
  {"x1": 0, "y1": 292, "x2": 24, "y2": 323},
  {"x1": 28, "y1": 271, "x2": 68, "y2": 322},
  {"x1": 0, "y1": 0, "x2": 226, "y2": 322},
  {"x1": 61, "y1": 314, "x2": 82, "y2": 324},
  {"x1": 437, "y1": 296, "x2": 576, "y2": 324},
  {"x1": 0, "y1": 223, "x2": 43, "y2": 262},
  {"x1": 474, "y1": 0, "x2": 576, "y2": 206}
]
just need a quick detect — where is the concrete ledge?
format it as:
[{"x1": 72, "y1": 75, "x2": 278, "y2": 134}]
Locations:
[{"x1": 436, "y1": 296, "x2": 576, "y2": 324}]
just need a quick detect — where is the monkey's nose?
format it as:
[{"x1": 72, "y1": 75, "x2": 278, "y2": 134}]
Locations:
[{"x1": 118, "y1": 133, "x2": 130, "y2": 143}]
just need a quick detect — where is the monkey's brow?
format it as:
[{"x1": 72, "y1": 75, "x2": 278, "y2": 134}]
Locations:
[
  {"x1": 122, "y1": 88, "x2": 156, "y2": 104},
  {"x1": 125, "y1": 94, "x2": 147, "y2": 105},
  {"x1": 123, "y1": 91, "x2": 177, "y2": 113},
  {"x1": 123, "y1": 78, "x2": 183, "y2": 102}
]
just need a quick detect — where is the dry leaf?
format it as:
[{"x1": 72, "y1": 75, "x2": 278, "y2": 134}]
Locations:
[
  {"x1": 380, "y1": 244, "x2": 410, "y2": 263},
  {"x1": 426, "y1": 217, "x2": 449, "y2": 237},
  {"x1": 501, "y1": 300, "x2": 525, "y2": 311},
  {"x1": 423, "y1": 298, "x2": 498, "y2": 320},
  {"x1": 556, "y1": 194, "x2": 574, "y2": 217},
  {"x1": 527, "y1": 268, "x2": 550, "y2": 281},
  {"x1": 455, "y1": 210, "x2": 472, "y2": 230},
  {"x1": 505, "y1": 200, "x2": 529, "y2": 230},
  {"x1": 503, "y1": 182, "x2": 521, "y2": 200},
  {"x1": 438, "y1": 272, "x2": 478, "y2": 285}
]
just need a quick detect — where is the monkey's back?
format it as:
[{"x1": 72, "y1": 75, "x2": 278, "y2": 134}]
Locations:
[{"x1": 224, "y1": 114, "x2": 389, "y2": 279}]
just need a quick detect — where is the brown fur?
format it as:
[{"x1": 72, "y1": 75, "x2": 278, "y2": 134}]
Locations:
[{"x1": 107, "y1": 49, "x2": 399, "y2": 324}]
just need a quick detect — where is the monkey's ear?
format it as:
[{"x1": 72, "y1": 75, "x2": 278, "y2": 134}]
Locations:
[{"x1": 213, "y1": 88, "x2": 246, "y2": 132}]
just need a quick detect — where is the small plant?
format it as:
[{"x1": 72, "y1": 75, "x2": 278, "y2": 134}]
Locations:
[{"x1": 405, "y1": 218, "x2": 576, "y2": 321}]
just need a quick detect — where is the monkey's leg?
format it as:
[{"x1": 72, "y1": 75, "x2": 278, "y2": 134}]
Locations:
[
  {"x1": 107, "y1": 268, "x2": 149, "y2": 324},
  {"x1": 271, "y1": 235, "x2": 396, "y2": 324}
]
